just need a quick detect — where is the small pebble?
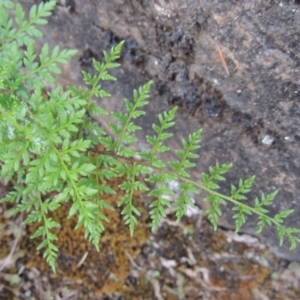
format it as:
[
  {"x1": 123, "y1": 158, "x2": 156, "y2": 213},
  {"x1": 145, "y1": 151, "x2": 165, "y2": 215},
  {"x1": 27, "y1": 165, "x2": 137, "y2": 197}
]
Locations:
[{"x1": 262, "y1": 135, "x2": 275, "y2": 146}]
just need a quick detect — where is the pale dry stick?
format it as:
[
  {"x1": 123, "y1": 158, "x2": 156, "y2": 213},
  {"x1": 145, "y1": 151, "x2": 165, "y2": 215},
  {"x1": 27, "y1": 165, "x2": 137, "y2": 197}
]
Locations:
[
  {"x1": 216, "y1": 44, "x2": 230, "y2": 76},
  {"x1": 124, "y1": 250, "x2": 143, "y2": 271},
  {"x1": 60, "y1": 291, "x2": 78, "y2": 300},
  {"x1": 31, "y1": 268, "x2": 46, "y2": 300},
  {"x1": 178, "y1": 265, "x2": 227, "y2": 292},
  {"x1": 76, "y1": 251, "x2": 88, "y2": 268},
  {"x1": 125, "y1": 250, "x2": 164, "y2": 300},
  {"x1": 149, "y1": 277, "x2": 164, "y2": 300},
  {"x1": 0, "y1": 214, "x2": 23, "y2": 272}
]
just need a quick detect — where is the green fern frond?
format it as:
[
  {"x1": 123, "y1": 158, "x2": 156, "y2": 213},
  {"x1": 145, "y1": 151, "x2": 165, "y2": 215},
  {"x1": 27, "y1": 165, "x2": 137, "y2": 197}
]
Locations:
[
  {"x1": 0, "y1": 1, "x2": 56, "y2": 49},
  {"x1": 113, "y1": 80, "x2": 152, "y2": 155},
  {"x1": 0, "y1": 1, "x2": 299, "y2": 273}
]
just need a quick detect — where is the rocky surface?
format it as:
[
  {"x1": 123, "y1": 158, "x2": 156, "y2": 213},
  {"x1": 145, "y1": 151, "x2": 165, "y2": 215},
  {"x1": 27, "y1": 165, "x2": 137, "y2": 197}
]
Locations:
[{"x1": 17, "y1": 0, "x2": 300, "y2": 261}]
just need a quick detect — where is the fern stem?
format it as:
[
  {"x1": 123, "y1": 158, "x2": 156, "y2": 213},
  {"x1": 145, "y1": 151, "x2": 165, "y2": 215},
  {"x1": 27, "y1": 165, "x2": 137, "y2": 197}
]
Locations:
[
  {"x1": 115, "y1": 105, "x2": 139, "y2": 154},
  {"x1": 36, "y1": 192, "x2": 56, "y2": 272},
  {"x1": 94, "y1": 149, "x2": 283, "y2": 231},
  {"x1": 76, "y1": 65, "x2": 109, "y2": 140}
]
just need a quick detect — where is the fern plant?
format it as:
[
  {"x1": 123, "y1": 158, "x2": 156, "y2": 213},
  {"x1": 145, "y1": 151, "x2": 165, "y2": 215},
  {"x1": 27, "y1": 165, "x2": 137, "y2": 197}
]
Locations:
[{"x1": 0, "y1": 0, "x2": 299, "y2": 272}]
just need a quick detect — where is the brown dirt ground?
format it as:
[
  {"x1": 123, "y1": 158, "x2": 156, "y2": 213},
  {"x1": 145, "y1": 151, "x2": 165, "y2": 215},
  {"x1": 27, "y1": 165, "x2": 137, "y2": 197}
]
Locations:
[{"x1": 1, "y1": 173, "x2": 300, "y2": 299}]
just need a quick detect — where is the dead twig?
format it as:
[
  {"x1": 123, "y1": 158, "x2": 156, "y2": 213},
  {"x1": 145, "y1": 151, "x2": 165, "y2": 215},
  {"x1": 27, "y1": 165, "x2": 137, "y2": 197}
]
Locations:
[
  {"x1": 216, "y1": 44, "x2": 230, "y2": 76},
  {"x1": 124, "y1": 250, "x2": 143, "y2": 271},
  {"x1": 76, "y1": 251, "x2": 88, "y2": 268},
  {"x1": 0, "y1": 214, "x2": 23, "y2": 272}
]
